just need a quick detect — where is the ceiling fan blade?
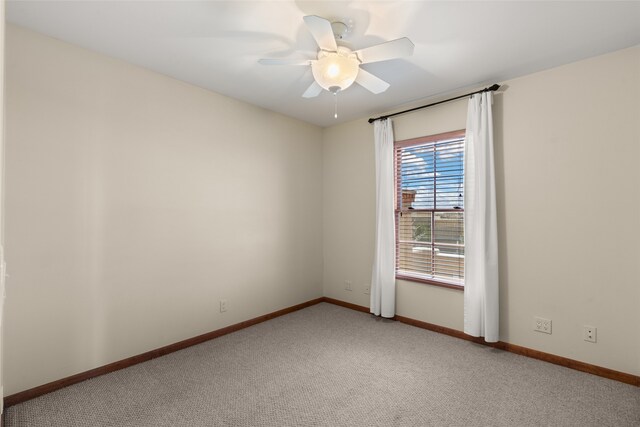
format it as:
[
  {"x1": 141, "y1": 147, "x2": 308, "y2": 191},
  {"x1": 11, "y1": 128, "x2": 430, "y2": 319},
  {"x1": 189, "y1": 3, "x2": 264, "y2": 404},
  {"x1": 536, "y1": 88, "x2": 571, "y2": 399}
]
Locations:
[
  {"x1": 303, "y1": 15, "x2": 337, "y2": 52},
  {"x1": 258, "y1": 58, "x2": 311, "y2": 66},
  {"x1": 354, "y1": 37, "x2": 415, "y2": 64},
  {"x1": 355, "y1": 69, "x2": 390, "y2": 94},
  {"x1": 302, "y1": 81, "x2": 323, "y2": 98}
]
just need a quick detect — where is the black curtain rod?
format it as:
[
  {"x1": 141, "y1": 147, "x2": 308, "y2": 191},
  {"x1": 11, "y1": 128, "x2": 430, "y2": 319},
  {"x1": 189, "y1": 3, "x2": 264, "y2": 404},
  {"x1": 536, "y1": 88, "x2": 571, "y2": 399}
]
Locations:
[{"x1": 368, "y1": 83, "x2": 501, "y2": 124}]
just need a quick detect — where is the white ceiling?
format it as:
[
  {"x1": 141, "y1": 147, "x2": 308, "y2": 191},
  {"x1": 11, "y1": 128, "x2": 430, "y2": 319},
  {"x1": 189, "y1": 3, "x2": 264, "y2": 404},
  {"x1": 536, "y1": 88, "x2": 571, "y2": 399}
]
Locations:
[{"x1": 7, "y1": 1, "x2": 640, "y2": 127}]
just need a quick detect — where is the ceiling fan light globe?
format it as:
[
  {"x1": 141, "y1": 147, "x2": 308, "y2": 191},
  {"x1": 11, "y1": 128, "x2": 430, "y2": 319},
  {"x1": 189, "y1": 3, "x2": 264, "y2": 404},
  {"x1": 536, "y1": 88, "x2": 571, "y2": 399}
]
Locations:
[
  {"x1": 312, "y1": 50, "x2": 359, "y2": 92},
  {"x1": 327, "y1": 63, "x2": 340, "y2": 78}
]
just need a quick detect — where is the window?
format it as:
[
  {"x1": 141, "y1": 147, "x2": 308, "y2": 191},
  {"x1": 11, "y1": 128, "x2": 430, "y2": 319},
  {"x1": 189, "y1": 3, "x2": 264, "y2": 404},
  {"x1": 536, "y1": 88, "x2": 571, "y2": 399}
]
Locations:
[{"x1": 395, "y1": 130, "x2": 465, "y2": 288}]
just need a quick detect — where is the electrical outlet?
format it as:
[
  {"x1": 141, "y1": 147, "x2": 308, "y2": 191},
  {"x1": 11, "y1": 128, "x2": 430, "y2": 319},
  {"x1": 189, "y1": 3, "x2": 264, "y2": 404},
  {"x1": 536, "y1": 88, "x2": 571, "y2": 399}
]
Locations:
[
  {"x1": 364, "y1": 284, "x2": 370, "y2": 295},
  {"x1": 584, "y1": 326, "x2": 597, "y2": 343},
  {"x1": 219, "y1": 299, "x2": 228, "y2": 313},
  {"x1": 344, "y1": 280, "x2": 352, "y2": 291},
  {"x1": 534, "y1": 316, "x2": 552, "y2": 334}
]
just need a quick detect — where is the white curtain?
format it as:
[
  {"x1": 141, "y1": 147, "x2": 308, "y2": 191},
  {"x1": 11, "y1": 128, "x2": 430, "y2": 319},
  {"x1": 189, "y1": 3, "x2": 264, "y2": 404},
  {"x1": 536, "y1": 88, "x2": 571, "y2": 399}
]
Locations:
[
  {"x1": 370, "y1": 119, "x2": 396, "y2": 318},
  {"x1": 464, "y1": 92, "x2": 499, "y2": 342}
]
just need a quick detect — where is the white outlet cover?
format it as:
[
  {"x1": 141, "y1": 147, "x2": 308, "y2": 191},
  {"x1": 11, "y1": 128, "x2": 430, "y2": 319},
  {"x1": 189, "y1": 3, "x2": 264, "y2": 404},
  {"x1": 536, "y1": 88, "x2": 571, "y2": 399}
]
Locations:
[
  {"x1": 584, "y1": 326, "x2": 597, "y2": 343},
  {"x1": 534, "y1": 316, "x2": 552, "y2": 334}
]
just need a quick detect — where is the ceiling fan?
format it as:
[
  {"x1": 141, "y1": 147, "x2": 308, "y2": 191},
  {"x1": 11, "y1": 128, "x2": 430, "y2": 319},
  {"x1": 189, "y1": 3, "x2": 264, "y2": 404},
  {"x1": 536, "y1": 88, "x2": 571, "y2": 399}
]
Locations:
[{"x1": 259, "y1": 15, "x2": 414, "y2": 99}]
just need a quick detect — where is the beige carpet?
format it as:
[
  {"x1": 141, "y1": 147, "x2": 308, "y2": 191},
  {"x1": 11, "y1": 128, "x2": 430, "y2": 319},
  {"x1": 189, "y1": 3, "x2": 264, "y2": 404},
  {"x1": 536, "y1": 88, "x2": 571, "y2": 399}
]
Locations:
[{"x1": 5, "y1": 303, "x2": 640, "y2": 426}]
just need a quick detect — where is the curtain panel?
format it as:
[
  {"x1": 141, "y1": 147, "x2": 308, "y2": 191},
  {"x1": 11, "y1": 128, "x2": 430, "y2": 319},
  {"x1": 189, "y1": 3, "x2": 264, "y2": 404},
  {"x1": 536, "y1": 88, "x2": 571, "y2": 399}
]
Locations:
[
  {"x1": 463, "y1": 92, "x2": 499, "y2": 342},
  {"x1": 370, "y1": 119, "x2": 396, "y2": 318}
]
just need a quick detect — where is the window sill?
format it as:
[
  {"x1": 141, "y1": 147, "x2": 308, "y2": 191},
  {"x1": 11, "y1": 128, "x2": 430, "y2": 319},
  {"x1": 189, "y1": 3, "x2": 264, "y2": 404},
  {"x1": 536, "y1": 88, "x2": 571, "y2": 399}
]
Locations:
[{"x1": 396, "y1": 274, "x2": 464, "y2": 291}]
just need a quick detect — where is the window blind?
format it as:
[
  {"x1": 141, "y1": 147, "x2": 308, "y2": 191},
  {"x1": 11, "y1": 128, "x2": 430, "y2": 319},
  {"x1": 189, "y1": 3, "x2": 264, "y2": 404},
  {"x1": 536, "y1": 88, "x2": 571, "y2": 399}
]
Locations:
[{"x1": 395, "y1": 130, "x2": 465, "y2": 286}]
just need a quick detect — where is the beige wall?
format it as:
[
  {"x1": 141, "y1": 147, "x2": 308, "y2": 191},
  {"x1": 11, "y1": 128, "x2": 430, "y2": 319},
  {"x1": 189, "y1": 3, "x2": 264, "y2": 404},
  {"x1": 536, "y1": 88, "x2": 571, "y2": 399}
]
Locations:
[
  {"x1": 323, "y1": 45, "x2": 640, "y2": 376},
  {"x1": 4, "y1": 25, "x2": 323, "y2": 395},
  {"x1": 0, "y1": 0, "x2": 6, "y2": 412}
]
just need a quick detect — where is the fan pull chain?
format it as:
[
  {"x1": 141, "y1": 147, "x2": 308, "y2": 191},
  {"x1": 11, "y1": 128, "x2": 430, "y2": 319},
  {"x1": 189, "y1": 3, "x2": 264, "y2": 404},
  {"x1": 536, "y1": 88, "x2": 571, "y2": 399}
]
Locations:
[{"x1": 334, "y1": 92, "x2": 338, "y2": 119}]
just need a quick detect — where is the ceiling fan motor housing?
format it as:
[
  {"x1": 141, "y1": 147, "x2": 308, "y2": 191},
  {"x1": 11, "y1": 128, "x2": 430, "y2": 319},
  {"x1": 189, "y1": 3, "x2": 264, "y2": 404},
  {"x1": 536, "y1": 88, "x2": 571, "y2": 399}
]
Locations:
[
  {"x1": 331, "y1": 21, "x2": 350, "y2": 39},
  {"x1": 311, "y1": 46, "x2": 360, "y2": 92}
]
